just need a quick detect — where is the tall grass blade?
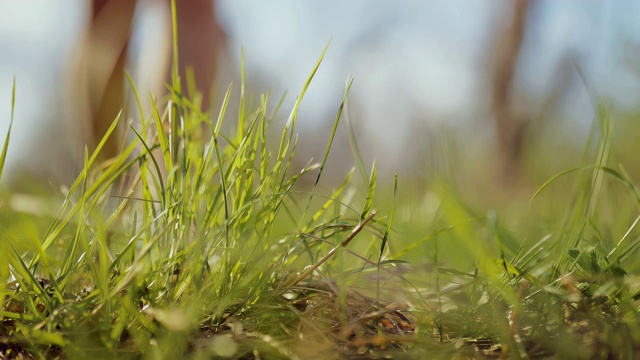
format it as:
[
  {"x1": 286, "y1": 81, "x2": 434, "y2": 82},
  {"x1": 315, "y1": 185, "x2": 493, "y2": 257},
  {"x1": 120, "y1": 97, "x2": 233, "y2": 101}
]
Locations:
[
  {"x1": 301, "y1": 76, "x2": 353, "y2": 227},
  {"x1": 361, "y1": 160, "x2": 376, "y2": 220},
  {"x1": 170, "y1": 0, "x2": 180, "y2": 95},
  {"x1": 343, "y1": 76, "x2": 368, "y2": 183},
  {"x1": 0, "y1": 77, "x2": 16, "y2": 181}
]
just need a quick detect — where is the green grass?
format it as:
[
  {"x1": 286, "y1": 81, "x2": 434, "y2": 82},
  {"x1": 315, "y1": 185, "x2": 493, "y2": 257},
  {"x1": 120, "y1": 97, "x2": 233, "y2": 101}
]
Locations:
[{"x1": 4, "y1": 6, "x2": 640, "y2": 359}]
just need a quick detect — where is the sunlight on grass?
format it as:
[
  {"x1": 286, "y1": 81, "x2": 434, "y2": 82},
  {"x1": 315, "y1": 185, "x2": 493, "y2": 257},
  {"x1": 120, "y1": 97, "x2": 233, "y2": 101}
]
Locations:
[{"x1": 3, "y1": 4, "x2": 640, "y2": 359}]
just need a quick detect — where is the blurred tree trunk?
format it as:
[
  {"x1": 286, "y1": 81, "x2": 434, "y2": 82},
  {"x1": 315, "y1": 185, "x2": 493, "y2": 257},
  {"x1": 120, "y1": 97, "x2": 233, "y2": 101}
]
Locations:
[{"x1": 491, "y1": 0, "x2": 531, "y2": 184}]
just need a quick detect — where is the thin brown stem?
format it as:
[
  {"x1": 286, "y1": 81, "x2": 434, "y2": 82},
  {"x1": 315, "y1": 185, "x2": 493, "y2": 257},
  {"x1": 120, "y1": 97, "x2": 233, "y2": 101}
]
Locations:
[{"x1": 282, "y1": 211, "x2": 377, "y2": 289}]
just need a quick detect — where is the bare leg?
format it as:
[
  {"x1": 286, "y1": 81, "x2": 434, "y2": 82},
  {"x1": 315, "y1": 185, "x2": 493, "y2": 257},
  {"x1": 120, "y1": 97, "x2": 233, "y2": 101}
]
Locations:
[
  {"x1": 174, "y1": 0, "x2": 226, "y2": 111},
  {"x1": 87, "y1": 0, "x2": 136, "y2": 158},
  {"x1": 80, "y1": 0, "x2": 225, "y2": 160}
]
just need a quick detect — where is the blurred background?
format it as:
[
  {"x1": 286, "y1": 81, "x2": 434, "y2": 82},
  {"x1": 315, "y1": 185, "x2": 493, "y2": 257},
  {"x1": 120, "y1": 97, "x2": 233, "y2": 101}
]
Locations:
[{"x1": 1, "y1": 0, "x2": 640, "y2": 196}]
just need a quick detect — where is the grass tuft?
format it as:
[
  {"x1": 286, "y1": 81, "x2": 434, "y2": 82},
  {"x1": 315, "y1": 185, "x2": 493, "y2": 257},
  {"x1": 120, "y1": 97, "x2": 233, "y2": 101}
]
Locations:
[{"x1": 3, "y1": 9, "x2": 640, "y2": 358}]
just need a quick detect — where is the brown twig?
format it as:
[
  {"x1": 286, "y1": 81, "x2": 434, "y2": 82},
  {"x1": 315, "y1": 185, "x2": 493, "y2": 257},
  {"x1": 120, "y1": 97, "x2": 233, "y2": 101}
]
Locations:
[{"x1": 282, "y1": 211, "x2": 377, "y2": 289}]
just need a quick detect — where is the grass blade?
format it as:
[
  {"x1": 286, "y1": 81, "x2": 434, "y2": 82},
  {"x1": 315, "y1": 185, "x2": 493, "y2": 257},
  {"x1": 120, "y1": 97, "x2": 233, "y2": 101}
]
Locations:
[{"x1": 0, "y1": 77, "x2": 16, "y2": 181}]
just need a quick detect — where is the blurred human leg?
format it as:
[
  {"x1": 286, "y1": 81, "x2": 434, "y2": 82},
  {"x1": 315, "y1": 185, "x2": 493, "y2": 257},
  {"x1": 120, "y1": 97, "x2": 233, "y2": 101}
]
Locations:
[
  {"x1": 82, "y1": 0, "x2": 225, "y2": 159},
  {"x1": 174, "y1": 0, "x2": 226, "y2": 110},
  {"x1": 86, "y1": 0, "x2": 136, "y2": 158}
]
